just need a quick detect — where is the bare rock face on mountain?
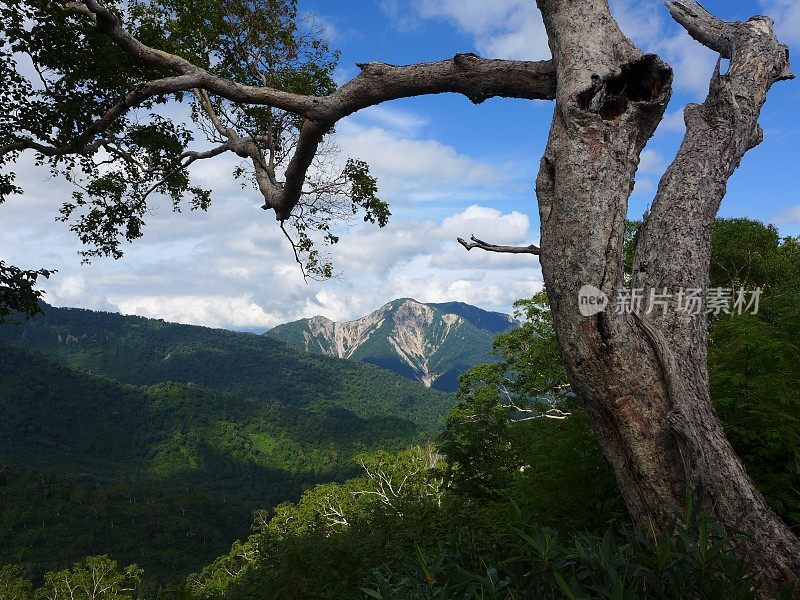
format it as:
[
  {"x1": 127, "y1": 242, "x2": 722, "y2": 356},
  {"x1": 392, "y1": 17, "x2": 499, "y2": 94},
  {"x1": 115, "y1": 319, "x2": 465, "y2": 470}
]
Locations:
[{"x1": 268, "y1": 299, "x2": 515, "y2": 392}]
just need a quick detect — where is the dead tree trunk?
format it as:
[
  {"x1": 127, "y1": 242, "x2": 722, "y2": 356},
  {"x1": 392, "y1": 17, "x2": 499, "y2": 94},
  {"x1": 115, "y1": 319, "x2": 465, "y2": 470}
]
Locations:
[
  {"x1": 535, "y1": 0, "x2": 799, "y2": 594},
  {"x1": 5, "y1": 0, "x2": 798, "y2": 594}
]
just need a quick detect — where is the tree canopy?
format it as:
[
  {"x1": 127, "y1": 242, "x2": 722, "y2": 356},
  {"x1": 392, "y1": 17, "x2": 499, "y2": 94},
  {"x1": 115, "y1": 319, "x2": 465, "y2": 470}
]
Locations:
[
  {"x1": 2, "y1": 0, "x2": 799, "y2": 591},
  {"x1": 0, "y1": 0, "x2": 388, "y2": 284}
]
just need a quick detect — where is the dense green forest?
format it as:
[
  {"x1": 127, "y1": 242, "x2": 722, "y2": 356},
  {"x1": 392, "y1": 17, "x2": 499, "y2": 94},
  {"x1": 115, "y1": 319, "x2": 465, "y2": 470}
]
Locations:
[
  {"x1": 0, "y1": 307, "x2": 453, "y2": 426},
  {"x1": 1, "y1": 218, "x2": 799, "y2": 599},
  {"x1": 0, "y1": 311, "x2": 452, "y2": 589},
  {"x1": 169, "y1": 221, "x2": 798, "y2": 600}
]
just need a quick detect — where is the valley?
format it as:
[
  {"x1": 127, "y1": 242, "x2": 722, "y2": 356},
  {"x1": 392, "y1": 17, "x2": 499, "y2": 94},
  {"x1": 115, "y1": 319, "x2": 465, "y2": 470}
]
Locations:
[{"x1": 0, "y1": 303, "x2": 460, "y2": 586}]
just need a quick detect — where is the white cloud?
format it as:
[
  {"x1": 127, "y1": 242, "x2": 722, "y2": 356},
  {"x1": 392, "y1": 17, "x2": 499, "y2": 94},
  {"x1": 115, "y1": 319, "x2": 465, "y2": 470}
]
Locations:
[
  {"x1": 302, "y1": 11, "x2": 340, "y2": 43},
  {"x1": 116, "y1": 295, "x2": 282, "y2": 330},
  {"x1": 355, "y1": 105, "x2": 430, "y2": 135},
  {"x1": 331, "y1": 220, "x2": 437, "y2": 277},
  {"x1": 609, "y1": 0, "x2": 663, "y2": 47},
  {"x1": 49, "y1": 274, "x2": 118, "y2": 313},
  {"x1": 656, "y1": 109, "x2": 686, "y2": 135},
  {"x1": 382, "y1": 270, "x2": 542, "y2": 309},
  {"x1": 773, "y1": 205, "x2": 800, "y2": 225},
  {"x1": 414, "y1": 0, "x2": 550, "y2": 60},
  {"x1": 639, "y1": 149, "x2": 666, "y2": 176},
  {"x1": 378, "y1": 0, "x2": 421, "y2": 32},
  {"x1": 2, "y1": 125, "x2": 540, "y2": 330},
  {"x1": 337, "y1": 120, "x2": 503, "y2": 203},
  {"x1": 629, "y1": 149, "x2": 666, "y2": 198},
  {"x1": 480, "y1": 17, "x2": 549, "y2": 61},
  {"x1": 760, "y1": 0, "x2": 800, "y2": 46},
  {"x1": 439, "y1": 205, "x2": 530, "y2": 241},
  {"x1": 632, "y1": 177, "x2": 656, "y2": 198},
  {"x1": 657, "y1": 32, "x2": 717, "y2": 97}
]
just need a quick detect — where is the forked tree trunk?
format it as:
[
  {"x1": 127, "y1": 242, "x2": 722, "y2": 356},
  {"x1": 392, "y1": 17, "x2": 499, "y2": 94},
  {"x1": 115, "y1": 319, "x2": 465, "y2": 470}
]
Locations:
[
  {"x1": 5, "y1": 0, "x2": 798, "y2": 594},
  {"x1": 535, "y1": 0, "x2": 799, "y2": 595}
]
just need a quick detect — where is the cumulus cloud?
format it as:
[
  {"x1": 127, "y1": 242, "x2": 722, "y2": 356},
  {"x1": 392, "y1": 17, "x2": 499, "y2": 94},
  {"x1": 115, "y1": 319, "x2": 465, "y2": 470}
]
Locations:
[
  {"x1": 773, "y1": 205, "x2": 800, "y2": 225},
  {"x1": 439, "y1": 205, "x2": 530, "y2": 242},
  {"x1": 639, "y1": 149, "x2": 666, "y2": 176},
  {"x1": 382, "y1": 271, "x2": 542, "y2": 309},
  {"x1": 760, "y1": 0, "x2": 800, "y2": 46},
  {"x1": 656, "y1": 33, "x2": 717, "y2": 97},
  {"x1": 355, "y1": 105, "x2": 430, "y2": 135},
  {"x1": 336, "y1": 120, "x2": 505, "y2": 205},
  {"x1": 415, "y1": 0, "x2": 550, "y2": 60},
  {"x1": 632, "y1": 177, "x2": 656, "y2": 199},
  {"x1": 49, "y1": 274, "x2": 118, "y2": 313},
  {"x1": 106, "y1": 201, "x2": 541, "y2": 328},
  {"x1": 655, "y1": 109, "x2": 686, "y2": 135},
  {"x1": 2, "y1": 119, "x2": 540, "y2": 330},
  {"x1": 331, "y1": 220, "x2": 437, "y2": 277},
  {"x1": 116, "y1": 295, "x2": 282, "y2": 330}
]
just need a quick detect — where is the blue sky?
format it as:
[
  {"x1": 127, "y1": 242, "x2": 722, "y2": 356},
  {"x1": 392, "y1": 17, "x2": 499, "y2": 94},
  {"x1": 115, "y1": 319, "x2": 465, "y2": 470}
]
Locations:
[{"x1": 1, "y1": 0, "x2": 798, "y2": 330}]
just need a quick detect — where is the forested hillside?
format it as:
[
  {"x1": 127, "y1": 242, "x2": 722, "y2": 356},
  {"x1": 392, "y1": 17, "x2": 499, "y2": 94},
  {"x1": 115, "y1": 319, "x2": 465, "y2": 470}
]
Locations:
[
  {"x1": 0, "y1": 309, "x2": 454, "y2": 588},
  {"x1": 1, "y1": 219, "x2": 798, "y2": 599},
  {"x1": 183, "y1": 219, "x2": 800, "y2": 599},
  {"x1": 0, "y1": 305, "x2": 453, "y2": 425}
]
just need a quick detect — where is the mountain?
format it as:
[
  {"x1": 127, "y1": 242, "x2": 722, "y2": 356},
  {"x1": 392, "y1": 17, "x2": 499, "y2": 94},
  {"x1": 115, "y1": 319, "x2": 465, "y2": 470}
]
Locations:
[
  {"x1": 0, "y1": 303, "x2": 452, "y2": 426},
  {"x1": 427, "y1": 301, "x2": 517, "y2": 335},
  {"x1": 0, "y1": 304, "x2": 454, "y2": 585},
  {"x1": 267, "y1": 298, "x2": 516, "y2": 392}
]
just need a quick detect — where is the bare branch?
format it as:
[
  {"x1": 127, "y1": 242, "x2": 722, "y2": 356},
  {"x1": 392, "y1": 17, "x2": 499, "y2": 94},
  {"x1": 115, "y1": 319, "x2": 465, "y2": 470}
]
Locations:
[
  {"x1": 333, "y1": 53, "x2": 555, "y2": 117},
  {"x1": 664, "y1": 0, "x2": 736, "y2": 58},
  {"x1": 457, "y1": 235, "x2": 540, "y2": 255},
  {"x1": 194, "y1": 89, "x2": 235, "y2": 140},
  {"x1": 137, "y1": 143, "x2": 230, "y2": 203},
  {"x1": 513, "y1": 409, "x2": 572, "y2": 421},
  {"x1": 279, "y1": 221, "x2": 308, "y2": 282},
  {"x1": 73, "y1": 2, "x2": 557, "y2": 124}
]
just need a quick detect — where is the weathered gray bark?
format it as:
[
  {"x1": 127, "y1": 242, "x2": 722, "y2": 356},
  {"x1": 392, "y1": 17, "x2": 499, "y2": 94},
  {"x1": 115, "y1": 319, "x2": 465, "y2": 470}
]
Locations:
[
  {"x1": 633, "y1": 1, "x2": 800, "y2": 592},
  {"x1": 535, "y1": 0, "x2": 685, "y2": 539},
  {"x1": 535, "y1": 0, "x2": 799, "y2": 595},
  {"x1": 7, "y1": 0, "x2": 799, "y2": 594}
]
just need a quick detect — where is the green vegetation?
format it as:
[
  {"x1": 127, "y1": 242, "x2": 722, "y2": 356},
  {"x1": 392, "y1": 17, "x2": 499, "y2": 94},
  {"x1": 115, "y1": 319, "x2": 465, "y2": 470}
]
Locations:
[
  {"x1": 0, "y1": 308, "x2": 452, "y2": 588},
  {"x1": 707, "y1": 219, "x2": 800, "y2": 528},
  {"x1": 0, "y1": 218, "x2": 797, "y2": 598},
  {"x1": 363, "y1": 502, "x2": 766, "y2": 600},
  {"x1": 0, "y1": 261, "x2": 52, "y2": 324},
  {"x1": 181, "y1": 218, "x2": 798, "y2": 599},
  {"x1": 0, "y1": 305, "x2": 452, "y2": 426},
  {"x1": 0, "y1": 556, "x2": 142, "y2": 600}
]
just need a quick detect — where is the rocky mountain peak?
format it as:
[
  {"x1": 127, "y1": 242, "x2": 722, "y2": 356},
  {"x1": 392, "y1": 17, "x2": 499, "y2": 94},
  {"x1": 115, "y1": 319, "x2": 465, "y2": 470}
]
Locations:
[{"x1": 269, "y1": 299, "x2": 514, "y2": 392}]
